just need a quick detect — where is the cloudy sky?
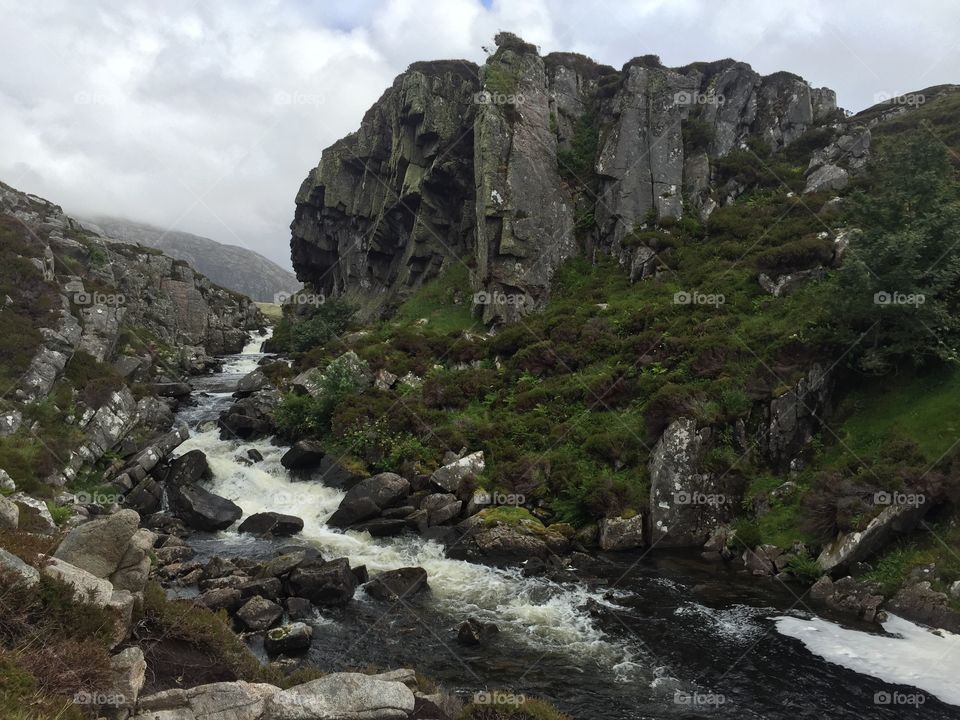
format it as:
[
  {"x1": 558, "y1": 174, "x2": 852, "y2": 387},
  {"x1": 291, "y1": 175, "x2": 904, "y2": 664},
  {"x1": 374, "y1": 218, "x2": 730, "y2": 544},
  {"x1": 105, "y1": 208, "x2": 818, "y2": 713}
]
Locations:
[{"x1": 0, "y1": 0, "x2": 957, "y2": 269}]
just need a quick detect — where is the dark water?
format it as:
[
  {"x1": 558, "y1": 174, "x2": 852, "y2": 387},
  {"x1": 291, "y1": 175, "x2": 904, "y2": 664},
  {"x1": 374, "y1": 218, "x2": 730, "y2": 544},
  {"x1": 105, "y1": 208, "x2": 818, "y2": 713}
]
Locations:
[{"x1": 178, "y1": 340, "x2": 960, "y2": 720}]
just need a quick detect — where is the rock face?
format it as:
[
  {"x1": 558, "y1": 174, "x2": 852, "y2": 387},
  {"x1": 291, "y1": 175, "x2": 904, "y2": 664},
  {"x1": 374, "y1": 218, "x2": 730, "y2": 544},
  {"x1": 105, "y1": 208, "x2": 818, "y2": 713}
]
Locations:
[{"x1": 291, "y1": 33, "x2": 836, "y2": 324}]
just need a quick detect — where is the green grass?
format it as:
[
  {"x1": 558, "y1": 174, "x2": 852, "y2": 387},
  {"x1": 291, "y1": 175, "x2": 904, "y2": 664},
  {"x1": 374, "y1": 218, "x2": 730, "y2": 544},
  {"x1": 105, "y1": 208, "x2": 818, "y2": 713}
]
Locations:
[
  {"x1": 256, "y1": 301, "x2": 283, "y2": 322},
  {"x1": 829, "y1": 366, "x2": 960, "y2": 461},
  {"x1": 395, "y1": 263, "x2": 478, "y2": 334}
]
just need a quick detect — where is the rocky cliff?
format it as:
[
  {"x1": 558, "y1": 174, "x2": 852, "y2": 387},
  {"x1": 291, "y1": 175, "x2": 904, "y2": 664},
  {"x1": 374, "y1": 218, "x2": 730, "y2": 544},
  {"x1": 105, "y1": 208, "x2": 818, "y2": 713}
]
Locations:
[
  {"x1": 0, "y1": 180, "x2": 262, "y2": 489},
  {"x1": 291, "y1": 33, "x2": 838, "y2": 323}
]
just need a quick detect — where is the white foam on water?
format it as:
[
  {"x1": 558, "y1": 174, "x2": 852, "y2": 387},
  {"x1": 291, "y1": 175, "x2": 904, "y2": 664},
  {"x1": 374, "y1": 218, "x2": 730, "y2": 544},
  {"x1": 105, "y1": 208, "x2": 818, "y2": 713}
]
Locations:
[
  {"x1": 775, "y1": 613, "x2": 960, "y2": 706},
  {"x1": 174, "y1": 419, "x2": 638, "y2": 676},
  {"x1": 675, "y1": 602, "x2": 768, "y2": 643}
]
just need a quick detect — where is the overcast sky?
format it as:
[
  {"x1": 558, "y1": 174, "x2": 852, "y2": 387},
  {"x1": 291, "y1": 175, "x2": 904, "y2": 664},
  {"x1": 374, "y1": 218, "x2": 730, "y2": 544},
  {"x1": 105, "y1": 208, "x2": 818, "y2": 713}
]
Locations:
[{"x1": 0, "y1": 0, "x2": 957, "y2": 270}]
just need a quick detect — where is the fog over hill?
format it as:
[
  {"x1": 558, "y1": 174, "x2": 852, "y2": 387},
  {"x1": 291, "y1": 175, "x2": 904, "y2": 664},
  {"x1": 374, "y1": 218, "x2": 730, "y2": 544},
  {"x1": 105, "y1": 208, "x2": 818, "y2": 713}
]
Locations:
[{"x1": 82, "y1": 216, "x2": 300, "y2": 303}]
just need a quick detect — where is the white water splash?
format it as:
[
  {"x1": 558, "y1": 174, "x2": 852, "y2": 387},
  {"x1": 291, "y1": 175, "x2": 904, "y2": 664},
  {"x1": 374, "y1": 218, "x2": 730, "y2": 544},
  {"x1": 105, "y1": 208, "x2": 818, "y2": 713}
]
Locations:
[{"x1": 775, "y1": 613, "x2": 960, "y2": 706}]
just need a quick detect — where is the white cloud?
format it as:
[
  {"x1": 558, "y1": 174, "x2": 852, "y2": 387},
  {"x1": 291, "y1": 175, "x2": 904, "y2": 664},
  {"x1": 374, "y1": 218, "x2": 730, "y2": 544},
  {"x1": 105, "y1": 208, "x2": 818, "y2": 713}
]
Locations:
[{"x1": 0, "y1": 0, "x2": 956, "y2": 269}]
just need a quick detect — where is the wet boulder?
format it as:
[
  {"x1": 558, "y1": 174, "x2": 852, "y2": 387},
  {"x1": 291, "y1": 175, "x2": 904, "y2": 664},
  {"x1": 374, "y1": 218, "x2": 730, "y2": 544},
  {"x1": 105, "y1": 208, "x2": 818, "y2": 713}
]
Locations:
[
  {"x1": 167, "y1": 483, "x2": 242, "y2": 531},
  {"x1": 350, "y1": 518, "x2": 408, "y2": 537},
  {"x1": 886, "y1": 582, "x2": 960, "y2": 633},
  {"x1": 327, "y1": 473, "x2": 411, "y2": 528},
  {"x1": 238, "y1": 512, "x2": 304, "y2": 537},
  {"x1": 457, "y1": 617, "x2": 500, "y2": 646},
  {"x1": 236, "y1": 595, "x2": 283, "y2": 631},
  {"x1": 235, "y1": 368, "x2": 269, "y2": 397},
  {"x1": 364, "y1": 567, "x2": 429, "y2": 601},
  {"x1": 280, "y1": 440, "x2": 326, "y2": 470},
  {"x1": 264, "y1": 622, "x2": 313, "y2": 656},
  {"x1": 287, "y1": 558, "x2": 358, "y2": 606},
  {"x1": 164, "y1": 450, "x2": 211, "y2": 487}
]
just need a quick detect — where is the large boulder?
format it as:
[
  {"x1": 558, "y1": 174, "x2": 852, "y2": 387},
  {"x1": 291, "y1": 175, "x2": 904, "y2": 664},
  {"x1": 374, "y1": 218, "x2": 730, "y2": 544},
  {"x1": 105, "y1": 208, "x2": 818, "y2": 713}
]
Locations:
[
  {"x1": 236, "y1": 595, "x2": 283, "y2": 631},
  {"x1": 41, "y1": 556, "x2": 114, "y2": 605},
  {"x1": 0, "y1": 494, "x2": 18, "y2": 530},
  {"x1": 53, "y1": 509, "x2": 140, "y2": 578},
  {"x1": 132, "y1": 681, "x2": 279, "y2": 720},
  {"x1": 264, "y1": 622, "x2": 313, "y2": 656},
  {"x1": 287, "y1": 558, "x2": 358, "y2": 606},
  {"x1": 167, "y1": 483, "x2": 242, "y2": 531},
  {"x1": 263, "y1": 672, "x2": 414, "y2": 720},
  {"x1": 280, "y1": 440, "x2": 327, "y2": 470},
  {"x1": 598, "y1": 514, "x2": 645, "y2": 551},
  {"x1": 236, "y1": 368, "x2": 269, "y2": 397},
  {"x1": 238, "y1": 512, "x2": 304, "y2": 537},
  {"x1": 165, "y1": 450, "x2": 211, "y2": 486},
  {"x1": 110, "y1": 527, "x2": 156, "y2": 593},
  {"x1": 327, "y1": 473, "x2": 411, "y2": 528},
  {"x1": 0, "y1": 547, "x2": 39, "y2": 586},
  {"x1": 817, "y1": 500, "x2": 930, "y2": 575},
  {"x1": 430, "y1": 451, "x2": 484, "y2": 493},
  {"x1": 648, "y1": 417, "x2": 731, "y2": 547},
  {"x1": 105, "y1": 646, "x2": 146, "y2": 712},
  {"x1": 10, "y1": 493, "x2": 57, "y2": 534},
  {"x1": 364, "y1": 567, "x2": 429, "y2": 602}
]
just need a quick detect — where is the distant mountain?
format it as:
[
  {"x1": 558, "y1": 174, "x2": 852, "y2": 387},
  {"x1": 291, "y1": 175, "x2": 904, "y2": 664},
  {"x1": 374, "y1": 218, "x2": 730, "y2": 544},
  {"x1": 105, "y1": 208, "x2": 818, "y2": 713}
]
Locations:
[{"x1": 81, "y1": 216, "x2": 300, "y2": 302}]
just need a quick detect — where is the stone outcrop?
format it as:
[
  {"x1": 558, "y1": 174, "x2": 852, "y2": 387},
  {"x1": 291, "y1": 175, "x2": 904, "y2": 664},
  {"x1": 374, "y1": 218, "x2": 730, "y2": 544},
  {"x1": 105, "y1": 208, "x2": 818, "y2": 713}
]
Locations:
[
  {"x1": 291, "y1": 34, "x2": 837, "y2": 324},
  {"x1": 648, "y1": 417, "x2": 734, "y2": 547}
]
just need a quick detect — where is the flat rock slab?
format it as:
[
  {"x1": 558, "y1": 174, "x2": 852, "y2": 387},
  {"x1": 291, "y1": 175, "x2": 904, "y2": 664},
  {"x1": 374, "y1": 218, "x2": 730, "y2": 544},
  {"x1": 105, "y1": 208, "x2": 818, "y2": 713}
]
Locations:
[{"x1": 263, "y1": 672, "x2": 414, "y2": 720}]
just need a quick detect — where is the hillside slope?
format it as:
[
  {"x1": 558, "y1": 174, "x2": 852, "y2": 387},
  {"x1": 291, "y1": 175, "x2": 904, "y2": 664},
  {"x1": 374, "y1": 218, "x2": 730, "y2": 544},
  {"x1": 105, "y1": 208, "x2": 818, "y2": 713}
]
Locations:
[{"x1": 82, "y1": 216, "x2": 300, "y2": 302}]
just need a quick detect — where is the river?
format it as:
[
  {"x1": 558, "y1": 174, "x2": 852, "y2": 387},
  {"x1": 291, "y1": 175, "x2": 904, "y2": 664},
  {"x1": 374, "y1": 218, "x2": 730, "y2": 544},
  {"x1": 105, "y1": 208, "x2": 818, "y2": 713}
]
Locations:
[{"x1": 171, "y1": 333, "x2": 960, "y2": 719}]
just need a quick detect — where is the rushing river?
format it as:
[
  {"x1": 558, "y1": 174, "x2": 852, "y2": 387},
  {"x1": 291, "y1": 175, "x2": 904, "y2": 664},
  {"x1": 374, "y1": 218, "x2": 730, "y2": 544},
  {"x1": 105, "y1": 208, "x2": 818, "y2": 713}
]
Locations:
[{"x1": 172, "y1": 333, "x2": 960, "y2": 719}]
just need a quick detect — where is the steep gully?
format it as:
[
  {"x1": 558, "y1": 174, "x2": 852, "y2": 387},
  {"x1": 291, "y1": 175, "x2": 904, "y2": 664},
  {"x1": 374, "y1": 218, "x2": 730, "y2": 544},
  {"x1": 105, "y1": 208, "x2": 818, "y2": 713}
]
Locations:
[{"x1": 172, "y1": 334, "x2": 960, "y2": 719}]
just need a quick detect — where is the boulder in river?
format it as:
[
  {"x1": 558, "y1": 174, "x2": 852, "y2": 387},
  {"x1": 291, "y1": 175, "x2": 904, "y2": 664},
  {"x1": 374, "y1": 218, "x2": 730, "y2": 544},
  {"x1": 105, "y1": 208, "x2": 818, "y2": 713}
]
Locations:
[
  {"x1": 264, "y1": 622, "x2": 313, "y2": 656},
  {"x1": 235, "y1": 368, "x2": 269, "y2": 397},
  {"x1": 167, "y1": 483, "x2": 242, "y2": 531},
  {"x1": 457, "y1": 616, "x2": 500, "y2": 646},
  {"x1": 287, "y1": 557, "x2": 358, "y2": 606},
  {"x1": 364, "y1": 567, "x2": 429, "y2": 602},
  {"x1": 236, "y1": 595, "x2": 283, "y2": 631},
  {"x1": 164, "y1": 449, "x2": 211, "y2": 486},
  {"x1": 280, "y1": 440, "x2": 326, "y2": 470},
  {"x1": 238, "y1": 511, "x2": 304, "y2": 537},
  {"x1": 327, "y1": 472, "x2": 411, "y2": 528}
]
